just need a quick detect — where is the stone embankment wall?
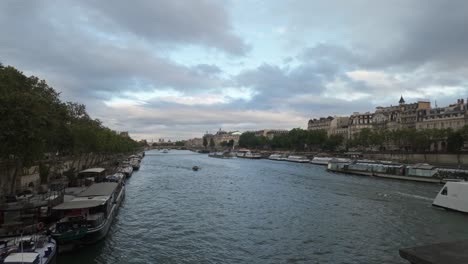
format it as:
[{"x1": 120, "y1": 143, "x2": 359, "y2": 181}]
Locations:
[
  {"x1": 0, "y1": 153, "x2": 126, "y2": 195},
  {"x1": 363, "y1": 153, "x2": 468, "y2": 168}
]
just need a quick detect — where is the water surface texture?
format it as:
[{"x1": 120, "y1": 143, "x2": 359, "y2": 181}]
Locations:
[{"x1": 60, "y1": 150, "x2": 468, "y2": 263}]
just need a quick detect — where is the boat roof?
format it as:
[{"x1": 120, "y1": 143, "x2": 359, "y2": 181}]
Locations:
[
  {"x1": 79, "y1": 167, "x2": 106, "y2": 174},
  {"x1": 77, "y1": 182, "x2": 118, "y2": 197},
  {"x1": 409, "y1": 163, "x2": 434, "y2": 170},
  {"x1": 4, "y1": 252, "x2": 39, "y2": 263},
  {"x1": 53, "y1": 198, "x2": 107, "y2": 210}
]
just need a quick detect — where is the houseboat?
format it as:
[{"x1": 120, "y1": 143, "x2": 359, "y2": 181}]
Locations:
[
  {"x1": 77, "y1": 168, "x2": 106, "y2": 184},
  {"x1": 0, "y1": 234, "x2": 57, "y2": 264},
  {"x1": 285, "y1": 155, "x2": 310, "y2": 163},
  {"x1": 130, "y1": 158, "x2": 140, "y2": 171},
  {"x1": 51, "y1": 182, "x2": 125, "y2": 248},
  {"x1": 117, "y1": 165, "x2": 133, "y2": 178},
  {"x1": 327, "y1": 160, "x2": 441, "y2": 183},
  {"x1": 433, "y1": 182, "x2": 468, "y2": 213}
]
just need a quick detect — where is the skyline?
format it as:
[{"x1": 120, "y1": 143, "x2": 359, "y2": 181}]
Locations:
[{"x1": 1, "y1": 1, "x2": 468, "y2": 140}]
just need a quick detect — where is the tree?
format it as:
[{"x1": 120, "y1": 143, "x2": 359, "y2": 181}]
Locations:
[
  {"x1": 447, "y1": 131, "x2": 464, "y2": 153},
  {"x1": 209, "y1": 138, "x2": 215, "y2": 148},
  {"x1": 203, "y1": 137, "x2": 208, "y2": 149},
  {"x1": 324, "y1": 134, "x2": 344, "y2": 151}
]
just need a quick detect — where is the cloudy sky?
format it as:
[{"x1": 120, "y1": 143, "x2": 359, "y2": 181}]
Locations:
[{"x1": 1, "y1": 1, "x2": 468, "y2": 140}]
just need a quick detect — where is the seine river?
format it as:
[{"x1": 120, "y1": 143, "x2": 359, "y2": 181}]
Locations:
[{"x1": 60, "y1": 150, "x2": 468, "y2": 263}]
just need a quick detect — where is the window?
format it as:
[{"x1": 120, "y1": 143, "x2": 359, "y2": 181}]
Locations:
[{"x1": 441, "y1": 187, "x2": 448, "y2": 196}]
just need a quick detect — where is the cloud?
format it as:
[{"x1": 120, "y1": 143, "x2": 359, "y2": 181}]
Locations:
[
  {"x1": 79, "y1": 0, "x2": 250, "y2": 55},
  {"x1": 2, "y1": 0, "x2": 468, "y2": 140}
]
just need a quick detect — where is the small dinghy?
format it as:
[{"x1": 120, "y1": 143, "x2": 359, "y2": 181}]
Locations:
[{"x1": 192, "y1": 166, "x2": 200, "y2": 171}]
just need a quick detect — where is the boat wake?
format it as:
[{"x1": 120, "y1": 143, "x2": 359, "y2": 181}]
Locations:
[{"x1": 396, "y1": 192, "x2": 433, "y2": 201}]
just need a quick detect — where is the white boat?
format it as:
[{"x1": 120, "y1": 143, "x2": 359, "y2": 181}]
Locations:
[
  {"x1": 310, "y1": 157, "x2": 333, "y2": 165},
  {"x1": 268, "y1": 154, "x2": 286, "y2": 161},
  {"x1": 0, "y1": 234, "x2": 57, "y2": 264},
  {"x1": 244, "y1": 152, "x2": 262, "y2": 159},
  {"x1": 311, "y1": 157, "x2": 350, "y2": 165},
  {"x1": 236, "y1": 152, "x2": 245, "y2": 158},
  {"x1": 162, "y1": 149, "x2": 169, "y2": 153},
  {"x1": 433, "y1": 182, "x2": 468, "y2": 213},
  {"x1": 285, "y1": 155, "x2": 310, "y2": 163}
]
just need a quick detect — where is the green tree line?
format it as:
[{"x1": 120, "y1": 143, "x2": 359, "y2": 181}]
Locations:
[
  {"x1": 239, "y1": 126, "x2": 468, "y2": 153},
  {"x1": 238, "y1": 129, "x2": 344, "y2": 151},
  {"x1": 349, "y1": 127, "x2": 468, "y2": 152},
  {"x1": 0, "y1": 64, "x2": 141, "y2": 166}
]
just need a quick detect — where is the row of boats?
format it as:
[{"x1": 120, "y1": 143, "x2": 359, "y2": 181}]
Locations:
[
  {"x1": 208, "y1": 151, "x2": 262, "y2": 159},
  {"x1": 0, "y1": 152, "x2": 145, "y2": 263}
]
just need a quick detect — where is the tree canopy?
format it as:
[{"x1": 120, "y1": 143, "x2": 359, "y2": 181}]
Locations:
[{"x1": 0, "y1": 64, "x2": 140, "y2": 165}]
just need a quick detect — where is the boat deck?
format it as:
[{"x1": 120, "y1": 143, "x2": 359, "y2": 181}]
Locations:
[{"x1": 400, "y1": 240, "x2": 468, "y2": 264}]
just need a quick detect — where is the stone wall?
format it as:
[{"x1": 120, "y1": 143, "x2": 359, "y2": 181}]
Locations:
[{"x1": 0, "y1": 153, "x2": 125, "y2": 195}]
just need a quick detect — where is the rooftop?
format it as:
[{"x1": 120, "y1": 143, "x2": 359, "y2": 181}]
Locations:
[
  {"x1": 53, "y1": 198, "x2": 107, "y2": 210},
  {"x1": 79, "y1": 167, "x2": 106, "y2": 174},
  {"x1": 77, "y1": 182, "x2": 118, "y2": 197}
]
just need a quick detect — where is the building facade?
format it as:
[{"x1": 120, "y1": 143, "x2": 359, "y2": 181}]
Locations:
[
  {"x1": 307, "y1": 116, "x2": 334, "y2": 132},
  {"x1": 255, "y1": 129, "x2": 289, "y2": 139}
]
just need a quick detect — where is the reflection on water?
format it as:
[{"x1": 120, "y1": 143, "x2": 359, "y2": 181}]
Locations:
[{"x1": 59, "y1": 150, "x2": 468, "y2": 264}]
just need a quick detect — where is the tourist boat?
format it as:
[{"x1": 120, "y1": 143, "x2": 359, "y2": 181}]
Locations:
[
  {"x1": 236, "y1": 152, "x2": 245, "y2": 158},
  {"x1": 310, "y1": 157, "x2": 350, "y2": 165},
  {"x1": 243, "y1": 152, "x2": 262, "y2": 159},
  {"x1": 162, "y1": 149, "x2": 169, "y2": 153},
  {"x1": 433, "y1": 182, "x2": 468, "y2": 213},
  {"x1": 285, "y1": 155, "x2": 310, "y2": 163},
  {"x1": 310, "y1": 157, "x2": 333, "y2": 165},
  {"x1": 0, "y1": 234, "x2": 57, "y2": 264},
  {"x1": 51, "y1": 182, "x2": 125, "y2": 247},
  {"x1": 268, "y1": 154, "x2": 286, "y2": 161}
]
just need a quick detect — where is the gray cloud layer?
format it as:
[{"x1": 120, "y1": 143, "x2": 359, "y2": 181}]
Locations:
[{"x1": 1, "y1": 1, "x2": 468, "y2": 139}]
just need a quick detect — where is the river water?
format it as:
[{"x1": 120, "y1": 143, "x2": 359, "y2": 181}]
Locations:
[{"x1": 60, "y1": 150, "x2": 468, "y2": 263}]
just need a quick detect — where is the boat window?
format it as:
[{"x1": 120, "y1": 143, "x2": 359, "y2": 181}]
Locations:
[{"x1": 441, "y1": 187, "x2": 448, "y2": 196}]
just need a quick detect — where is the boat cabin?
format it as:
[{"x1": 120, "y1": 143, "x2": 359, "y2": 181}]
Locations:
[
  {"x1": 433, "y1": 182, "x2": 468, "y2": 213},
  {"x1": 78, "y1": 168, "x2": 106, "y2": 183},
  {"x1": 3, "y1": 252, "x2": 41, "y2": 264},
  {"x1": 53, "y1": 183, "x2": 119, "y2": 232}
]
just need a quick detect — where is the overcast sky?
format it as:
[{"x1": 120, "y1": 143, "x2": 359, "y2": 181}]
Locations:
[{"x1": 1, "y1": 0, "x2": 468, "y2": 141}]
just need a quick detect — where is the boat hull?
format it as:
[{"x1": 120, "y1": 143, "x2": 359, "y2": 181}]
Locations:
[{"x1": 54, "y1": 186, "x2": 125, "y2": 249}]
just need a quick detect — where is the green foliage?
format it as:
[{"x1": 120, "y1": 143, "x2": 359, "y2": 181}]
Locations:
[
  {"x1": 38, "y1": 163, "x2": 50, "y2": 184},
  {"x1": 239, "y1": 129, "x2": 342, "y2": 151},
  {"x1": 202, "y1": 137, "x2": 208, "y2": 148},
  {"x1": 209, "y1": 137, "x2": 215, "y2": 148},
  {"x1": 350, "y1": 127, "x2": 468, "y2": 153},
  {"x1": 174, "y1": 141, "x2": 185, "y2": 146},
  {"x1": 0, "y1": 64, "x2": 139, "y2": 164}
]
